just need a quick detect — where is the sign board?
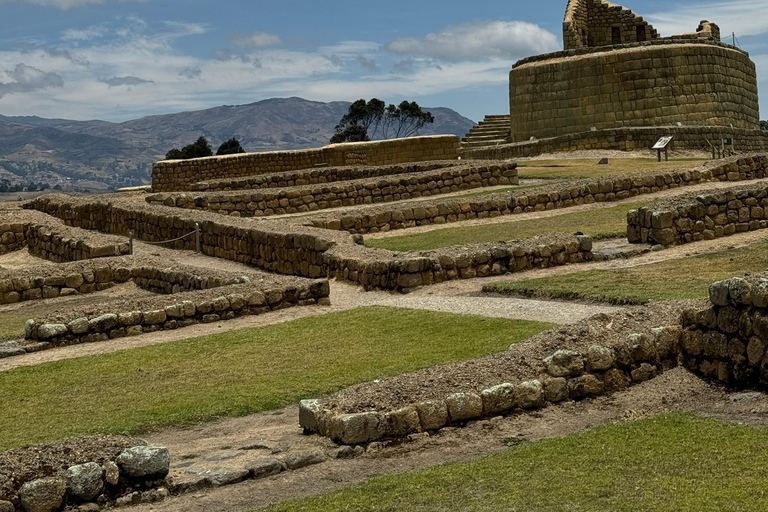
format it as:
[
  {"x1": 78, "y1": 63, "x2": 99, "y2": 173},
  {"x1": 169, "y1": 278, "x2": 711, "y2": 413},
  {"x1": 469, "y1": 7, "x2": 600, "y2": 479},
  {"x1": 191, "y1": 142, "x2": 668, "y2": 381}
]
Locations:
[
  {"x1": 723, "y1": 138, "x2": 733, "y2": 146},
  {"x1": 652, "y1": 136, "x2": 674, "y2": 150}
]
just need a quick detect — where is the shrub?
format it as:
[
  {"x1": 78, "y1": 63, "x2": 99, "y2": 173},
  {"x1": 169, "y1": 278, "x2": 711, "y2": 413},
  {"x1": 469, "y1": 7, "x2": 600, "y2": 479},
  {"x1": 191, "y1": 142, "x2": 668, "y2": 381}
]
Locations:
[{"x1": 216, "y1": 138, "x2": 246, "y2": 156}]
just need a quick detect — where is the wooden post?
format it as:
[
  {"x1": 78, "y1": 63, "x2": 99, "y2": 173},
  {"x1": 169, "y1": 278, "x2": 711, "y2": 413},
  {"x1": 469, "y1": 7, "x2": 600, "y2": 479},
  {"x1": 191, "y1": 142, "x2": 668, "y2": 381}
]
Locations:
[
  {"x1": 657, "y1": 149, "x2": 662, "y2": 162},
  {"x1": 665, "y1": 146, "x2": 669, "y2": 162},
  {"x1": 195, "y1": 223, "x2": 201, "y2": 253},
  {"x1": 129, "y1": 232, "x2": 134, "y2": 255}
]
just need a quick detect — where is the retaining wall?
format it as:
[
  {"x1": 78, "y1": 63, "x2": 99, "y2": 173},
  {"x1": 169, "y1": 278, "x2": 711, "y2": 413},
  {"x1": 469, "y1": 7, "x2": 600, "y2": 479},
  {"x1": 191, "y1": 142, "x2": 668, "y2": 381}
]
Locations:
[
  {"x1": 0, "y1": 213, "x2": 129, "y2": 262},
  {"x1": 626, "y1": 156, "x2": 768, "y2": 245},
  {"x1": 681, "y1": 275, "x2": 768, "y2": 388},
  {"x1": 191, "y1": 161, "x2": 462, "y2": 192},
  {"x1": 509, "y1": 41, "x2": 758, "y2": 141},
  {"x1": 300, "y1": 325, "x2": 680, "y2": 444},
  {"x1": 307, "y1": 155, "x2": 767, "y2": 235},
  {"x1": 146, "y1": 162, "x2": 518, "y2": 218},
  {"x1": 24, "y1": 278, "x2": 330, "y2": 348},
  {"x1": 152, "y1": 136, "x2": 461, "y2": 192},
  {"x1": 325, "y1": 233, "x2": 593, "y2": 291}
]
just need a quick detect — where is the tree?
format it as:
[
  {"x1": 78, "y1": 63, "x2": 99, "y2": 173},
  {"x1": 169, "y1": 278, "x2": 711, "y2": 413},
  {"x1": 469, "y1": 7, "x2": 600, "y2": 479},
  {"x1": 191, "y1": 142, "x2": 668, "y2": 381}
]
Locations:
[
  {"x1": 761, "y1": 120, "x2": 768, "y2": 131},
  {"x1": 216, "y1": 138, "x2": 246, "y2": 156},
  {"x1": 330, "y1": 98, "x2": 434, "y2": 143},
  {"x1": 381, "y1": 101, "x2": 435, "y2": 139},
  {"x1": 165, "y1": 136, "x2": 213, "y2": 160}
]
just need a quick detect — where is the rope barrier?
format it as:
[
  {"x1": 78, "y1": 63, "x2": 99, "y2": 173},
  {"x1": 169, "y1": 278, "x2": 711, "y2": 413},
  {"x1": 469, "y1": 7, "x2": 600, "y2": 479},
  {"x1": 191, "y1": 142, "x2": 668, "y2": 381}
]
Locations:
[
  {"x1": 128, "y1": 222, "x2": 201, "y2": 255},
  {"x1": 142, "y1": 230, "x2": 198, "y2": 245}
]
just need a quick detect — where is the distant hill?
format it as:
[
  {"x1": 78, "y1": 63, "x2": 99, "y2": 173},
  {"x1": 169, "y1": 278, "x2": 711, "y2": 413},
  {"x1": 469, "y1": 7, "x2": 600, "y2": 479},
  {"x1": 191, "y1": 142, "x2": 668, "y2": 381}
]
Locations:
[{"x1": 0, "y1": 97, "x2": 476, "y2": 190}]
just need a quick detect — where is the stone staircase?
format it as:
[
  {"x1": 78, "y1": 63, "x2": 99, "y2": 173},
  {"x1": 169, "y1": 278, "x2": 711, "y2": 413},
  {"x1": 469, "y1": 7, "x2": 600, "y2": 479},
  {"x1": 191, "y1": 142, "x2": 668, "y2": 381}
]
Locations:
[{"x1": 461, "y1": 115, "x2": 511, "y2": 149}]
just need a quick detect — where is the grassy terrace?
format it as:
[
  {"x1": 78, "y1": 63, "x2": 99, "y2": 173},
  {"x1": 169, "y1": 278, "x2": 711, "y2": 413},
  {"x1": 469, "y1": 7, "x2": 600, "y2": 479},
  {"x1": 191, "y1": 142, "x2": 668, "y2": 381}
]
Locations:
[
  {"x1": 485, "y1": 240, "x2": 768, "y2": 304},
  {"x1": 0, "y1": 307, "x2": 553, "y2": 450},
  {"x1": 366, "y1": 200, "x2": 651, "y2": 252},
  {"x1": 262, "y1": 414, "x2": 768, "y2": 512},
  {"x1": 517, "y1": 158, "x2": 707, "y2": 180}
]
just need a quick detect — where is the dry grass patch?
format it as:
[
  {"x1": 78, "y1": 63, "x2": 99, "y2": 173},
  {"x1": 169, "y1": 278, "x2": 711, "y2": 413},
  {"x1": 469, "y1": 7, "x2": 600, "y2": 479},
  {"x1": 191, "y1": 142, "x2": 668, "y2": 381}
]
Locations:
[
  {"x1": 367, "y1": 201, "x2": 651, "y2": 252},
  {"x1": 517, "y1": 158, "x2": 707, "y2": 180},
  {"x1": 485, "y1": 239, "x2": 768, "y2": 304}
]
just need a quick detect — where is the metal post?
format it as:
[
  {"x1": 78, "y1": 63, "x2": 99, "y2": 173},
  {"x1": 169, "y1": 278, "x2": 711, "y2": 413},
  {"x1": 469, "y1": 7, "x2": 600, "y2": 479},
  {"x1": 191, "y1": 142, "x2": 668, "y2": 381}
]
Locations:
[
  {"x1": 195, "y1": 223, "x2": 201, "y2": 253},
  {"x1": 129, "y1": 232, "x2": 134, "y2": 255}
]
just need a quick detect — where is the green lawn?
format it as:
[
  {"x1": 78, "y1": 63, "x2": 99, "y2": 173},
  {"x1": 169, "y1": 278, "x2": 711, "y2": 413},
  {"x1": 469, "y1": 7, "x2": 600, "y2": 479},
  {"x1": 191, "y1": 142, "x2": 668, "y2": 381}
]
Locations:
[
  {"x1": 485, "y1": 240, "x2": 768, "y2": 304},
  {"x1": 0, "y1": 312, "x2": 30, "y2": 341},
  {"x1": 0, "y1": 307, "x2": 553, "y2": 450},
  {"x1": 261, "y1": 414, "x2": 768, "y2": 512},
  {"x1": 517, "y1": 158, "x2": 707, "y2": 180},
  {"x1": 366, "y1": 201, "x2": 651, "y2": 252}
]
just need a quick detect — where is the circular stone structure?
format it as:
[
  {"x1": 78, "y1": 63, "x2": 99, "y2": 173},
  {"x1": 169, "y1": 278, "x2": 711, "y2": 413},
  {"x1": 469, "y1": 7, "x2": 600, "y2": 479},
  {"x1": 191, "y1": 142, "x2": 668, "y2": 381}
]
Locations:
[{"x1": 508, "y1": 0, "x2": 760, "y2": 143}]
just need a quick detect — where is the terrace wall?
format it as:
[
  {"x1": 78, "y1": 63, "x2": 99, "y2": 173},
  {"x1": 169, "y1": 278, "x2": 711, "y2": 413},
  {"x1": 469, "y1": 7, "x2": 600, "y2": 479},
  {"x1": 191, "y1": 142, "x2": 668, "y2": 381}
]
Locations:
[
  {"x1": 307, "y1": 155, "x2": 768, "y2": 235},
  {"x1": 152, "y1": 136, "x2": 461, "y2": 192},
  {"x1": 146, "y1": 162, "x2": 518, "y2": 218}
]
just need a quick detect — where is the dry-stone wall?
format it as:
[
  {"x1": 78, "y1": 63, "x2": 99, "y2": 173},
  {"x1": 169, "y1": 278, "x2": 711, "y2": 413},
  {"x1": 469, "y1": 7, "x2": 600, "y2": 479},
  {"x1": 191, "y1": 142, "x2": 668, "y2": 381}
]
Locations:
[
  {"x1": 24, "y1": 278, "x2": 330, "y2": 348},
  {"x1": 0, "y1": 439, "x2": 171, "y2": 511},
  {"x1": 308, "y1": 155, "x2": 766, "y2": 235},
  {"x1": 461, "y1": 126, "x2": 768, "y2": 160},
  {"x1": 325, "y1": 233, "x2": 593, "y2": 292},
  {"x1": 191, "y1": 161, "x2": 462, "y2": 192},
  {"x1": 681, "y1": 275, "x2": 768, "y2": 388},
  {"x1": 152, "y1": 136, "x2": 461, "y2": 192},
  {"x1": 563, "y1": 0, "x2": 659, "y2": 50},
  {"x1": 509, "y1": 40, "x2": 759, "y2": 142},
  {"x1": 627, "y1": 156, "x2": 768, "y2": 245},
  {"x1": 0, "y1": 212, "x2": 129, "y2": 262},
  {"x1": 146, "y1": 162, "x2": 518, "y2": 218},
  {"x1": 300, "y1": 325, "x2": 680, "y2": 444}
]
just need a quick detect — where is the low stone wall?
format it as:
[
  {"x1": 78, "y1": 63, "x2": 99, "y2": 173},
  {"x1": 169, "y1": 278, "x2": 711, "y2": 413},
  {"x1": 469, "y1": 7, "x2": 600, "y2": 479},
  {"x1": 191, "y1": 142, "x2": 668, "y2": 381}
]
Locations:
[
  {"x1": 0, "y1": 257, "x2": 256, "y2": 305},
  {"x1": 190, "y1": 161, "x2": 462, "y2": 192},
  {"x1": 461, "y1": 127, "x2": 768, "y2": 160},
  {"x1": 26, "y1": 195, "x2": 344, "y2": 280},
  {"x1": 146, "y1": 162, "x2": 519, "y2": 218},
  {"x1": 325, "y1": 233, "x2": 593, "y2": 292},
  {"x1": 300, "y1": 325, "x2": 680, "y2": 444},
  {"x1": 307, "y1": 155, "x2": 767, "y2": 235},
  {"x1": 0, "y1": 212, "x2": 129, "y2": 262},
  {"x1": 681, "y1": 275, "x2": 768, "y2": 388},
  {"x1": 24, "y1": 278, "x2": 330, "y2": 348},
  {"x1": 1, "y1": 439, "x2": 171, "y2": 511},
  {"x1": 152, "y1": 136, "x2": 461, "y2": 192},
  {"x1": 628, "y1": 167, "x2": 768, "y2": 245}
]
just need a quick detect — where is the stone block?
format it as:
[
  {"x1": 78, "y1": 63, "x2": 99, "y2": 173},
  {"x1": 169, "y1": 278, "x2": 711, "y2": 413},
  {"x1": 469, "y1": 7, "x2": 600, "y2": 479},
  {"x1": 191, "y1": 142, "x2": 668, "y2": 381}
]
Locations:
[
  {"x1": 328, "y1": 412, "x2": 385, "y2": 445},
  {"x1": 445, "y1": 392, "x2": 483, "y2": 422},
  {"x1": 415, "y1": 400, "x2": 449, "y2": 430}
]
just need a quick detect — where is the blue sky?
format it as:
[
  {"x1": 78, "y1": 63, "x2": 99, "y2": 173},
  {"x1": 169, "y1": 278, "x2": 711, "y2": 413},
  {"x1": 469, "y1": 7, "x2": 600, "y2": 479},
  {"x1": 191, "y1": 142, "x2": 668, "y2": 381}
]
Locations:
[{"x1": 0, "y1": 0, "x2": 766, "y2": 122}]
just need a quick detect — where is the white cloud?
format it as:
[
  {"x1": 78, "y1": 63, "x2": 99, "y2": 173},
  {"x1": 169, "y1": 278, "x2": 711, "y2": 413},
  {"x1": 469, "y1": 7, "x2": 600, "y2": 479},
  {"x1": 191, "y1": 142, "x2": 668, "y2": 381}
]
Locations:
[
  {"x1": 0, "y1": 63, "x2": 64, "y2": 98},
  {"x1": 62, "y1": 25, "x2": 107, "y2": 41},
  {"x1": 0, "y1": 0, "x2": 146, "y2": 9},
  {"x1": 230, "y1": 32, "x2": 283, "y2": 50},
  {"x1": 99, "y1": 75, "x2": 153, "y2": 87},
  {"x1": 646, "y1": 0, "x2": 768, "y2": 38},
  {"x1": 385, "y1": 21, "x2": 560, "y2": 62}
]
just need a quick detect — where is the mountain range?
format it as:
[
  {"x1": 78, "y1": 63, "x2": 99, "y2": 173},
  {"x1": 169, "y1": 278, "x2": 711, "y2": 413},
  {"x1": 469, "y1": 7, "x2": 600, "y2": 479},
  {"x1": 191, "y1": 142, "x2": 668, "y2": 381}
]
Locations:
[{"x1": 0, "y1": 97, "x2": 476, "y2": 190}]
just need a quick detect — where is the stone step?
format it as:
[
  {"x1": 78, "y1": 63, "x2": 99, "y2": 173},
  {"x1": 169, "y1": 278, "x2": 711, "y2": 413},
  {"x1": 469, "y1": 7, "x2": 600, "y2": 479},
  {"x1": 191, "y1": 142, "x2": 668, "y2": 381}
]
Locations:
[
  {"x1": 463, "y1": 133, "x2": 509, "y2": 142},
  {"x1": 460, "y1": 139, "x2": 510, "y2": 148}
]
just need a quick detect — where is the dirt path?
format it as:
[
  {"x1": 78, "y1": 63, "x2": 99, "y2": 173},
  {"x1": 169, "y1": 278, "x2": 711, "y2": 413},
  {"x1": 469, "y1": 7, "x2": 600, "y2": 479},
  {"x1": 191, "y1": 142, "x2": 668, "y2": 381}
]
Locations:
[
  {"x1": 364, "y1": 176, "x2": 768, "y2": 240},
  {"x1": 125, "y1": 368, "x2": 768, "y2": 512}
]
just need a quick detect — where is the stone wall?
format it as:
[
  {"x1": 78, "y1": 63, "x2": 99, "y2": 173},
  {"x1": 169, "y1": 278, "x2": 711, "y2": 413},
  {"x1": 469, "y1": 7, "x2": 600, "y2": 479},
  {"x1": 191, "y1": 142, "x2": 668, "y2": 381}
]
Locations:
[
  {"x1": 146, "y1": 162, "x2": 519, "y2": 218},
  {"x1": 509, "y1": 41, "x2": 759, "y2": 142},
  {"x1": 152, "y1": 136, "x2": 461, "y2": 192},
  {"x1": 24, "y1": 278, "x2": 330, "y2": 348},
  {"x1": 307, "y1": 155, "x2": 766, "y2": 235},
  {"x1": 1, "y1": 441, "x2": 172, "y2": 511},
  {"x1": 300, "y1": 325, "x2": 680, "y2": 444},
  {"x1": 0, "y1": 213, "x2": 129, "y2": 262},
  {"x1": 191, "y1": 161, "x2": 461, "y2": 192},
  {"x1": 461, "y1": 126, "x2": 768, "y2": 160},
  {"x1": 627, "y1": 156, "x2": 768, "y2": 245},
  {"x1": 325, "y1": 233, "x2": 593, "y2": 292},
  {"x1": 680, "y1": 275, "x2": 768, "y2": 388},
  {"x1": 563, "y1": 0, "x2": 659, "y2": 50}
]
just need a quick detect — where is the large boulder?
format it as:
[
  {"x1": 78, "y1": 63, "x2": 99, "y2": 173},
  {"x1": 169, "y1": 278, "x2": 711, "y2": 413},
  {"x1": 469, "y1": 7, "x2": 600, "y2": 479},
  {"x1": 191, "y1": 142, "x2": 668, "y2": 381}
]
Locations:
[
  {"x1": 66, "y1": 462, "x2": 103, "y2": 502},
  {"x1": 19, "y1": 478, "x2": 66, "y2": 512},
  {"x1": 116, "y1": 446, "x2": 170, "y2": 479}
]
